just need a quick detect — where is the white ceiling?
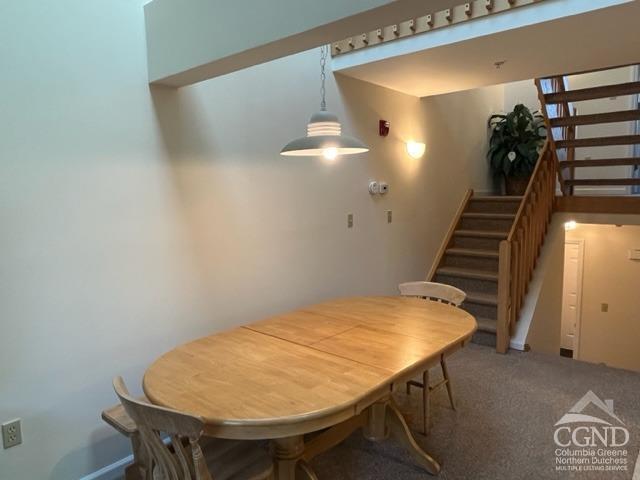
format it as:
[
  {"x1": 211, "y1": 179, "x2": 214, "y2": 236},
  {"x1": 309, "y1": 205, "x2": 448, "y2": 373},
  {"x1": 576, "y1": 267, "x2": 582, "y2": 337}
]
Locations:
[{"x1": 333, "y1": 0, "x2": 640, "y2": 97}]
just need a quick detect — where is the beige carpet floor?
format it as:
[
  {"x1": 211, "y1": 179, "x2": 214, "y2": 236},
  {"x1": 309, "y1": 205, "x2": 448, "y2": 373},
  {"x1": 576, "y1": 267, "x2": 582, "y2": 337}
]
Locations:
[{"x1": 310, "y1": 344, "x2": 640, "y2": 480}]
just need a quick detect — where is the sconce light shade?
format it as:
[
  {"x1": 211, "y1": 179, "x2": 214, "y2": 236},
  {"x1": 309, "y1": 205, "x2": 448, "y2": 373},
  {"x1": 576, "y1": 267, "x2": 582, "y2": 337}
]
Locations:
[
  {"x1": 281, "y1": 111, "x2": 369, "y2": 159},
  {"x1": 406, "y1": 141, "x2": 426, "y2": 159}
]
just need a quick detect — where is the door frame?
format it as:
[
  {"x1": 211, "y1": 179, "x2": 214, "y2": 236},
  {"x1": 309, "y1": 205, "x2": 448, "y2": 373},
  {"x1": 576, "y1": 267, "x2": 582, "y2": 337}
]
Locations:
[{"x1": 562, "y1": 238, "x2": 585, "y2": 358}]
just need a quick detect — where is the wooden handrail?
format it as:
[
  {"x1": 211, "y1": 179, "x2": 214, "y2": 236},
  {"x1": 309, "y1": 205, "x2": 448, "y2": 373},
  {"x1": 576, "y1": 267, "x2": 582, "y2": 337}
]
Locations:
[
  {"x1": 507, "y1": 139, "x2": 549, "y2": 242},
  {"x1": 496, "y1": 141, "x2": 556, "y2": 353},
  {"x1": 427, "y1": 189, "x2": 473, "y2": 281}
]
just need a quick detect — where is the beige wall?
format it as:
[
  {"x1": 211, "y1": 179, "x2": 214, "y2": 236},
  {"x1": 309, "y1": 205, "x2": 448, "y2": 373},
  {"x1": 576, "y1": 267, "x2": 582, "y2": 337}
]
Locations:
[
  {"x1": 566, "y1": 224, "x2": 640, "y2": 372},
  {"x1": 420, "y1": 86, "x2": 504, "y2": 195},
  {"x1": 0, "y1": 1, "x2": 499, "y2": 479}
]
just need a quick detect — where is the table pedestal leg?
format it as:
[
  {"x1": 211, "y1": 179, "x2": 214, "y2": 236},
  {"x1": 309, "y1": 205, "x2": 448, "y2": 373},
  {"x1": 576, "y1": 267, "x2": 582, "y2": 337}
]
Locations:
[
  {"x1": 363, "y1": 401, "x2": 389, "y2": 441},
  {"x1": 273, "y1": 436, "x2": 305, "y2": 480},
  {"x1": 272, "y1": 396, "x2": 440, "y2": 478},
  {"x1": 365, "y1": 397, "x2": 441, "y2": 475}
]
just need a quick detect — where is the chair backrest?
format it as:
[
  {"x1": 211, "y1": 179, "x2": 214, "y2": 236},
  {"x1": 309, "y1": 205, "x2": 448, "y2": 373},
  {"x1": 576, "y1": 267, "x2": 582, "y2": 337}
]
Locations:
[
  {"x1": 398, "y1": 281, "x2": 466, "y2": 307},
  {"x1": 112, "y1": 377, "x2": 211, "y2": 480}
]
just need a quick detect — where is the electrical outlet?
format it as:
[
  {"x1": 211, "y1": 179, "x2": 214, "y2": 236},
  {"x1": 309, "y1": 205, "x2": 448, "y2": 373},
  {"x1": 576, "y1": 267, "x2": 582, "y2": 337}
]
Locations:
[{"x1": 2, "y1": 419, "x2": 22, "y2": 449}]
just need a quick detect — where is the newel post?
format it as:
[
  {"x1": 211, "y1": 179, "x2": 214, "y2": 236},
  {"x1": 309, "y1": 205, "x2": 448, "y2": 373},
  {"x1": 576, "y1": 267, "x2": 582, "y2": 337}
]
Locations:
[{"x1": 496, "y1": 240, "x2": 511, "y2": 354}]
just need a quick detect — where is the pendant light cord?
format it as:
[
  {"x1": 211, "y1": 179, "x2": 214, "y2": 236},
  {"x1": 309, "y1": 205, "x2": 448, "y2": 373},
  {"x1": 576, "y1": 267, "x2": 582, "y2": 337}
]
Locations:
[{"x1": 320, "y1": 44, "x2": 328, "y2": 111}]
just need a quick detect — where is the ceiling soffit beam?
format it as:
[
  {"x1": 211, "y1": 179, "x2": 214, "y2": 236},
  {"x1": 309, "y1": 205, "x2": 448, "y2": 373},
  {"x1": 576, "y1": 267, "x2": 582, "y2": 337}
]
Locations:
[{"x1": 144, "y1": 0, "x2": 461, "y2": 88}]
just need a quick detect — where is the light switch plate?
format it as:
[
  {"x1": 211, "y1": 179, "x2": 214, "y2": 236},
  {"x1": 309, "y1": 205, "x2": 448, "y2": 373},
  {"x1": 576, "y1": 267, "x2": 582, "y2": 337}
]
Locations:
[
  {"x1": 601, "y1": 303, "x2": 609, "y2": 313},
  {"x1": 347, "y1": 213, "x2": 353, "y2": 229}
]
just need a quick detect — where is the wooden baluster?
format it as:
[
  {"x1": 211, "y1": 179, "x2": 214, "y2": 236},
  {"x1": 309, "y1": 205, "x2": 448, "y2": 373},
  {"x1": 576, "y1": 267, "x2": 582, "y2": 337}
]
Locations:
[
  {"x1": 517, "y1": 228, "x2": 525, "y2": 312},
  {"x1": 497, "y1": 240, "x2": 511, "y2": 354},
  {"x1": 510, "y1": 245, "x2": 519, "y2": 331}
]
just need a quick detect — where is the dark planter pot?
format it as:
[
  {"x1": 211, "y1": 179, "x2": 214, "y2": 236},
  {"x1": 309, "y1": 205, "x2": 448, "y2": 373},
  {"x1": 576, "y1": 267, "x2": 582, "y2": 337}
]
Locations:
[{"x1": 505, "y1": 176, "x2": 530, "y2": 196}]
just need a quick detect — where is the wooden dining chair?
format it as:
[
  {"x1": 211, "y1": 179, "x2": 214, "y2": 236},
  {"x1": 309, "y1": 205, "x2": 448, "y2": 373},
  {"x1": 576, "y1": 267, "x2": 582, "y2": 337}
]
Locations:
[
  {"x1": 398, "y1": 281, "x2": 466, "y2": 435},
  {"x1": 112, "y1": 377, "x2": 274, "y2": 480}
]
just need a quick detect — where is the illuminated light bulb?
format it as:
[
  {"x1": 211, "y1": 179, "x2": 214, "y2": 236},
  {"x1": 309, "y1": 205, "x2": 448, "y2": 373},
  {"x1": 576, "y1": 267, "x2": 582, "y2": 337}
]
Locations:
[
  {"x1": 323, "y1": 147, "x2": 338, "y2": 161},
  {"x1": 564, "y1": 221, "x2": 577, "y2": 231},
  {"x1": 406, "y1": 141, "x2": 426, "y2": 159}
]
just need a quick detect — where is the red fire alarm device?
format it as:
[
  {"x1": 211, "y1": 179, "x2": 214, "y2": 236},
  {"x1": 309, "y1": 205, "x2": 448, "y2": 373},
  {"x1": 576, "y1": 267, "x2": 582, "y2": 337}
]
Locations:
[{"x1": 379, "y1": 120, "x2": 390, "y2": 137}]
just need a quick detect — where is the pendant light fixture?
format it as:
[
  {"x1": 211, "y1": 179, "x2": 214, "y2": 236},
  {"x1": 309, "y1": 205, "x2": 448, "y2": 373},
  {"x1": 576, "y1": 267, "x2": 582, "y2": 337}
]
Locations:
[{"x1": 281, "y1": 45, "x2": 369, "y2": 160}]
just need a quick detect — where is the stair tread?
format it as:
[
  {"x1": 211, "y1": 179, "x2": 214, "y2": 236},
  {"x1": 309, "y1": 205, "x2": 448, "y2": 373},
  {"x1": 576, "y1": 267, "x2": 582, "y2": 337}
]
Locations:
[
  {"x1": 454, "y1": 229, "x2": 508, "y2": 239},
  {"x1": 461, "y1": 212, "x2": 516, "y2": 220},
  {"x1": 560, "y1": 157, "x2": 640, "y2": 169},
  {"x1": 565, "y1": 178, "x2": 640, "y2": 186},
  {"x1": 544, "y1": 81, "x2": 640, "y2": 103},
  {"x1": 465, "y1": 292, "x2": 498, "y2": 306},
  {"x1": 446, "y1": 247, "x2": 499, "y2": 258},
  {"x1": 475, "y1": 317, "x2": 497, "y2": 334},
  {"x1": 550, "y1": 109, "x2": 640, "y2": 127},
  {"x1": 436, "y1": 266, "x2": 499, "y2": 281},
  {"x1": 556, "y1": 134, "x2": 640, "y2": 149},
  {"x1": 470, "y1": 196, "x2": 523, "y2": 202}
]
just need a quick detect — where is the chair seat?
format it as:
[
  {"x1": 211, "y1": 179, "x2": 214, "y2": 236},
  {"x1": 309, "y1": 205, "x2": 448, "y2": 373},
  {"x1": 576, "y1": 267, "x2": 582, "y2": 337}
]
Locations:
[{"x1": 202, "y1": 438, "x2": 274, "y2": 480}]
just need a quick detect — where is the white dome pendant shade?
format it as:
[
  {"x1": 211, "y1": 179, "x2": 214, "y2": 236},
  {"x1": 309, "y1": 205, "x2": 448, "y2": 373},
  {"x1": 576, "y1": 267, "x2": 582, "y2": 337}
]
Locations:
[
  {"x1": 280, "y1": 46, "x2": 369, "y2": 159},
  {"x1": 280, "y1": 110, "x2": 369, "y2": 159}
]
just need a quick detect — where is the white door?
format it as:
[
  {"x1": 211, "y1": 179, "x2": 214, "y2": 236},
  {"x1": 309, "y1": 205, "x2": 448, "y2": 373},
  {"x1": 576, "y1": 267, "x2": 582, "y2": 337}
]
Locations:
[{"x1": 561, "y1": 240, "x2": 584, "y2": 355}]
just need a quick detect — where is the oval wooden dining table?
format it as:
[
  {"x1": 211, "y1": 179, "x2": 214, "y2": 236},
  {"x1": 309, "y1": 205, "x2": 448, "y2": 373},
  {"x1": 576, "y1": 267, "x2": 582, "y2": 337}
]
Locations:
[{"x1": 143, "y1": 296, "x2": 476, "y2": 479}]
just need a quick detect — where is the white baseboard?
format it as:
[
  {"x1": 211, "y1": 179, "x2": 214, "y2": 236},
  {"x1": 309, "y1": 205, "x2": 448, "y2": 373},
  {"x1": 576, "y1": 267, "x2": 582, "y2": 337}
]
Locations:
[
  {"x1": 572, "y1": 186, "x2": 629, "y2": 195},
  {"x1": 79, "y1": 454, "x2": 132, "y2": 480}
]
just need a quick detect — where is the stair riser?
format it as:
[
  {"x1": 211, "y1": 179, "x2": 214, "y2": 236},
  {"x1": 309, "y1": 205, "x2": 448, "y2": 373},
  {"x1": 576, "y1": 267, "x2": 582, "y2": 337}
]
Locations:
[
  {"x1": 466, "y1": 200, "x2": 520, "y2": 214},
  {"x1": 443, "y1": 254, "x2": 499, "y2": 271},
  {"x1": 472, "y1": 331, "x2": 497, "y2": 347},
  {"x1": 463, "y1": 302, "x2": 498, "y2": 320},
  {"x1": 459, "y1": 217, "x2": 513, "y2": 231},
  {"x1": 434, "y1": 274, "x2": 498, "y2": 296},
  {"x1": 452, "y1": 236, "x2": 503, "y2": 250}
]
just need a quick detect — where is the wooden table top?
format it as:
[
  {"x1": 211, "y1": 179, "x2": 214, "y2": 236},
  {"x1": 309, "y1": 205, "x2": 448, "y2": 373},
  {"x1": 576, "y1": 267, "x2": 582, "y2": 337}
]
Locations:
[{"x1": 143, "y1": 296, "x2": 476, "y2": 438}]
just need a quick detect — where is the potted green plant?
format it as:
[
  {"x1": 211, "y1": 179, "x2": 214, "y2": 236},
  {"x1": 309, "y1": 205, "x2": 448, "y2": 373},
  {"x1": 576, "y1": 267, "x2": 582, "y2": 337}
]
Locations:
[{"x1": 487, "y1": 104, "x2": 547, "y2": 195}]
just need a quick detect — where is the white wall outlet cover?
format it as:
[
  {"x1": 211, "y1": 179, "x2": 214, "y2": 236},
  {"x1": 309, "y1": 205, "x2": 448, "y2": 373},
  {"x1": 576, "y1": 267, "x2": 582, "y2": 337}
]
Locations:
[
  {"x1": 368, "y1": 181, "x2": 379, "y2": 195},
  {"x1": 379, "y1": 182, "x2": 389, "y2": 194},
  {"x1": 2, "y1": 419, "x2": 22, "y2": 449}
]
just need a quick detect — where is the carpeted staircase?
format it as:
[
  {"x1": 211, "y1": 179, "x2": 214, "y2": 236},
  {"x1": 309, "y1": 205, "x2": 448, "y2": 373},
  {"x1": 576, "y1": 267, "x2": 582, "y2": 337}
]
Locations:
[{"x1": 433, "y1": 195, "x2": 521, "y2": 347}]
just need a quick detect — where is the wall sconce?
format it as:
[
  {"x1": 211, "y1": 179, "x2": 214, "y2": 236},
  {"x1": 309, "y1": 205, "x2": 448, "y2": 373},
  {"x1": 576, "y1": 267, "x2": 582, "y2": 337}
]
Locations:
[
  {"x1": 564, "y1": 220, "x2": 577, "y2": 231},
  {"x1": 406, "y1": 141, "x2": 426, "y2": 159}
]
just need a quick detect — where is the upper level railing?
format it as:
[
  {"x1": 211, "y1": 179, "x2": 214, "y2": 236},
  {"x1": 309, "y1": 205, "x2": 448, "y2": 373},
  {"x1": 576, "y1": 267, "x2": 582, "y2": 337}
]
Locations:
[
  {"x1": 331, "y1": 0, "x2": 546, "y2": 58},
  {"x1": 496, "y1": 140, "x2": 556, "y2": 353}
]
